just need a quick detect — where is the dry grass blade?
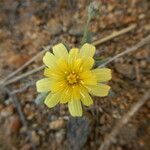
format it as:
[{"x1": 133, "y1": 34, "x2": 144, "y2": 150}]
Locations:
[
  {"x1": 2, "y1": 34, "x2": 150, "y2": 86},
  {"x1": 11, "y1": 81, "x2": 35, "y2": 94},
  {"x1": 99, "y1": 34, "x2": 150, "y2": 67},
  {"x1": 93, "y1": 24, "x2": 137, "y2": 46},
  {"x1": 3, "y1": 65, "x2": 45, "y2": 86},
  {"x1": 0, "y1": 45, "x2": 51, "y2": 85},
  {"x1": 4, "y1": 87, "x2": 37, "y2": 150},
  {"x1": 0, "y1": 24, "x2": 136, "y2": 87},
  {"x1": 99, "y1": 90, "x2": 150, "y2": 150}
]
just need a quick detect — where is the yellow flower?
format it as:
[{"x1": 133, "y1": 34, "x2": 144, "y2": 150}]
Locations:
[{"x1": 36, "y1": 43, "x2": 112, "y2": 117}]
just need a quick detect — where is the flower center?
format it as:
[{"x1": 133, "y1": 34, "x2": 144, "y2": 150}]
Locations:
[{"x1": 66, "y1": 72, "x2": 79, "y2": 85}]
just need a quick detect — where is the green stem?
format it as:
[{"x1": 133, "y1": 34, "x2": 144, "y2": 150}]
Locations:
[{"x1": 82, "y1": 17, "x2": 91, "y2": 44}]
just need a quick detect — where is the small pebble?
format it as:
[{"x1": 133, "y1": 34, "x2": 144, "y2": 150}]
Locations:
[
  {"x1": 46, "y1": 19, "x2": 62, "y2": 36},
  {"x1": 49, "y1": 119, "x2": 66, "y2": 130},
  {"x1": 20, "y1": 143, "x2": 32, "y2": 150},
  {"x1": 8, "y1": 115, "x2": 21, "y2": 134},
  {"x1": 115, "y1": 64, "x2": 135, "y2": 79},
  {"x1": 31, "y1": 131, "x2": 40, "y2": 146}
]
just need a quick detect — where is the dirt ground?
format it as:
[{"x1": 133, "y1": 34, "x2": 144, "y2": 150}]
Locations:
[{"x1": 0, "y1": 0, "x2": 150, "y2": 150}]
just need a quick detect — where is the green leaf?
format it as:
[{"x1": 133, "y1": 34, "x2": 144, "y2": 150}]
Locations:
[
  {"x1": 81, "y1": 1, "x2": 100, "y2": 45},
  {"x1": 108, "y1": 89, "x2": 115, "y2": 97},
  {"x1": 95, "y1": 57, "x2": 110, "y2": 67},
  {"x1": 82, "y1": 30, "x2": 92, "y2": 44},
  {"x1": 35, "y1": 92, "x2": 48, "y2": 105}
]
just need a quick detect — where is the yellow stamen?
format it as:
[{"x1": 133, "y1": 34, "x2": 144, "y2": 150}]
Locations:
[{"x1": 67, "y1": 72, "x2": 79, "y2": 84}]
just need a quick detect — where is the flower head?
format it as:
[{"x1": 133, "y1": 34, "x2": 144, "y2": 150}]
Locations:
[{"x1": 36, "y1": 43, "x2": 112, "y2": 117}]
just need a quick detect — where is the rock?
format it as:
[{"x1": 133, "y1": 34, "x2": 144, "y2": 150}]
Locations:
[
  {"x1": 118, "y1": 125, "x2": 137, "y2": 145},
  {"x1": 31, "y1": 131, "x2": 40, "y2": 146},
  {"x1": 0, "y1": 104, "x2": 4, "y2": 111},
  {"x1": 20, "y1": 143, "x2": 32, "y2": 150},
  {"x1": 115, "y1": 64, "x2": 135, "y2": 79},
  {"x1": 67, "y1": 116, "x2": 92, "y2": 150},
  {"x1": 30, "y1": 15, "x2": 44, "y2": 25},
  {"x1": 6, "y1": 52, "x2": 30, "y2": 69},
  {"x1": 8, "y1": 115, "x2": 21, "y2": 134},
  {"x1": 0, "y1": 105, "x2": 14, "y2": 118},
  {"x1": 112, "y1": 110, "x2": 121, "y2": 119},
  {"x1": 100, "y1": 113, "x2": 112, "y2": 125},
  {"x1": 38, "y1": 129, "x2": 46, "y2": 137},
  {"x1": 68, "y1": 24, "x2": 83, "y2": 36},
  {"x1": 55, "y1": 129, "x2": 65, "y2": 144},
  {"x1": 46, "y1": 19, "x2": 62, "y2": 36},
  {"x1": 139, "y1": 14, "x2": 145, "y2": 20},
  {"x1": 147, "y1": 100, "x2": 150, "y2": 108},
  {"x1": 20, "y1": 126, "x2": 28, "y2": 134},
  {"x1": 49, "y1": 119, "x2": 66, "y2": 130},
  {"x1": 144, "y1": 24, "x2": 150, "y2": 31}
]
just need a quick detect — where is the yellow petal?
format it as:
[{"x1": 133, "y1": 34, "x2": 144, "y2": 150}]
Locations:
[
  {"x1": 44, "y1": 67, "x2": 64, "y2": 80},
  {"x1": 43, "y1": 52, "x2": 56, "y2": 68},
  {"x1": 51, "y1": 81, "x2": 67, "y2": 93},
  {"x1": 81, "y1": 57, "x2": 94, "y2": 71},
  {"x1": 53, "y1": 43, "x2": 68, "y2": 59},
  {"x1": 44, "y1": 68, "x2": 51, "y2": 77},
  {"x1": 44, "y1": 93, "x2": 60, "y2": 108},
  {"x1": 60, "y1": 87, "x2": 72, "y2": 104},
  {"x1": 92, "y1": 68, "x2": 112, "y2": 82},
  {"x1": 80, "y1": 71, "x2": 97, "y2": 85},
  {"x1": 68, "y1": 48, "x2": 79, "y2": 67},
  {"x1": 87, "y1": 84, "x2": 111, "y2": 97},
  {"x1": 68, "y1": 100, "x2": 82, "y2": 117},
  {"x1": 79, "y1": 43, "x2": 95, "y2": 58},
  {"x1": 80, "y1": 88, "x2": 93, "y2": 106},
  {"x1": 36, "y1": 78, "x2": 52, "y2": 92},
  {"x1": 69, "y1": 48, "x2": 79, "y2": 58},
  {"x1": 57, "y1": 58, "x2": 70, "y2": 73},
  {"x1": 71, "y1": 85, "x2": 81, "y2": 100},
  {"x1": 72, "y1": 58, "x2": 82, "y2": 72}
]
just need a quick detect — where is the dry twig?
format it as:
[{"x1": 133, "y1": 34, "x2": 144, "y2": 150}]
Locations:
[
  {"x1": 4, "y1": 87, "x2": 37, "y2": 150},
  {"x1": 93, "y1": 24, "x2": 136, "y2": 46},
  {"x1": 99, "y1": 90, "x2": 150, "y2": 150},
  {"x1": 4, "y1": 65, "x2": 45, "y2": 86},
  {"x1": 0, "y1": 24, "x2": 136, "y2": 87},
  {"x1": 0, "y1": 46, "x2": 50, "y2": 85},
  {"x1": 99, "y1": 34, "x2": 150, "y2": 67},
  {"x1": 11, "y1": 81, "x2": 35, "y2": 95},
  {"x1": 2, "y1": 34, "x2": 150, "y2": 86}
]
